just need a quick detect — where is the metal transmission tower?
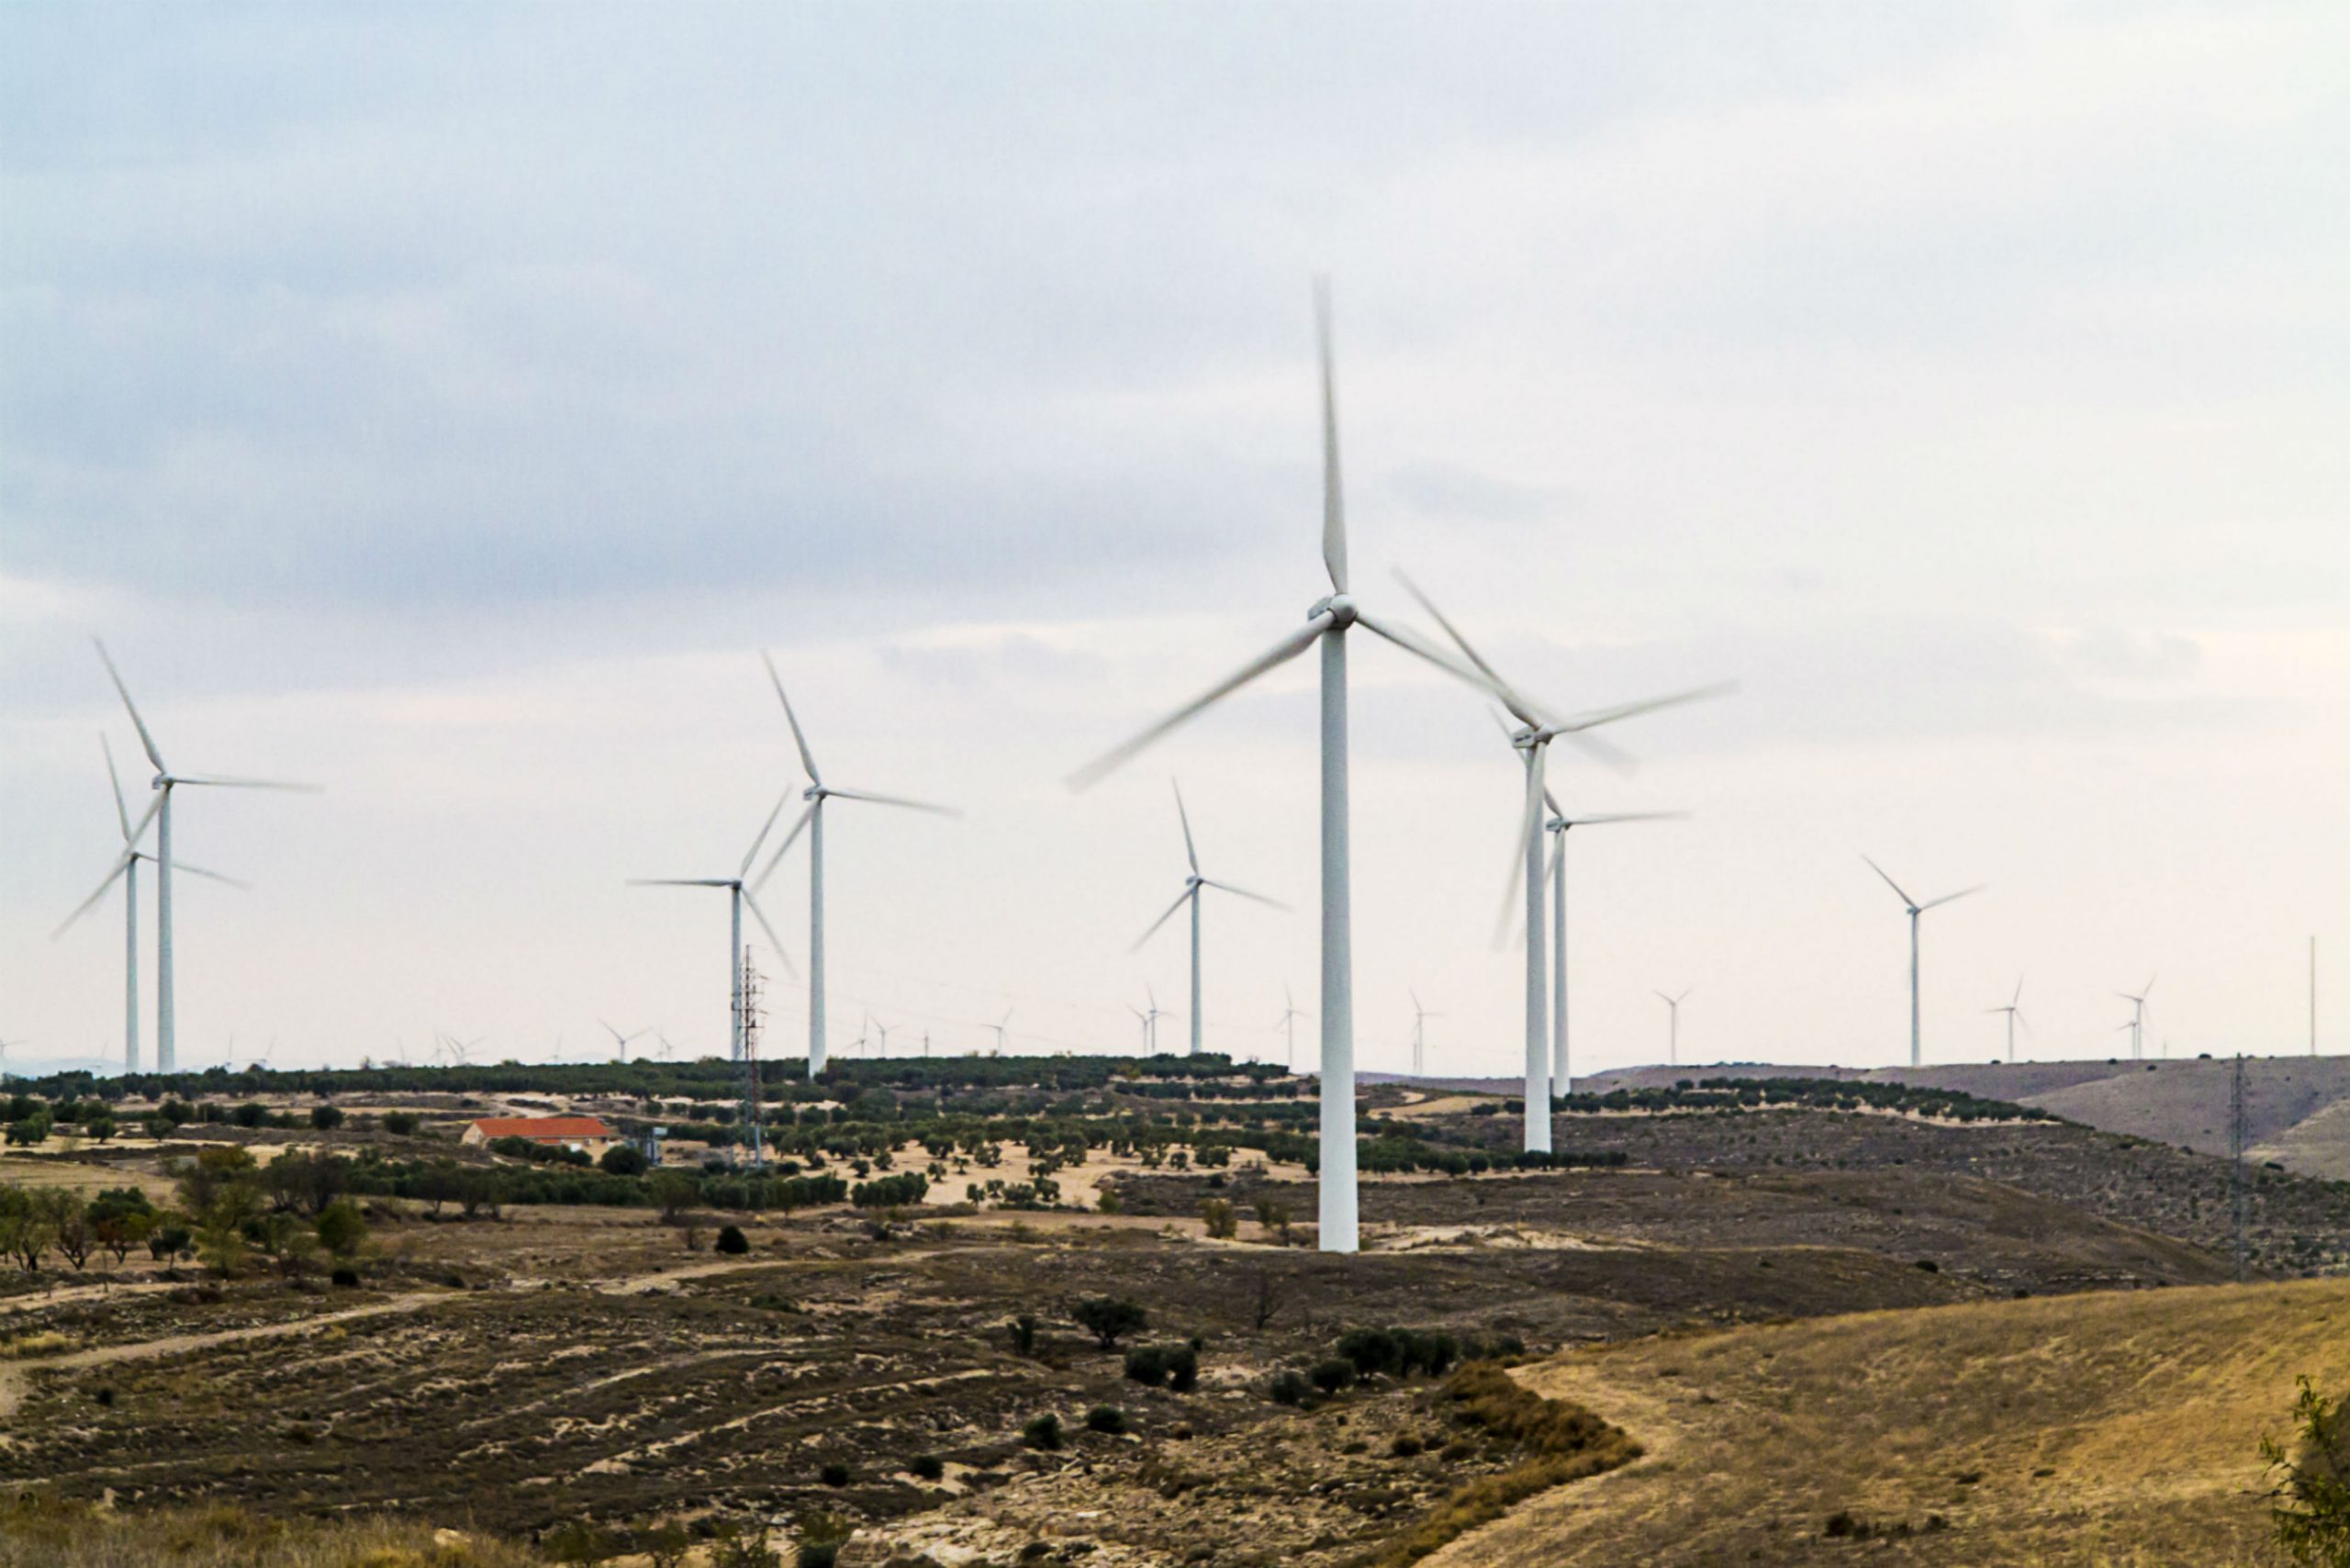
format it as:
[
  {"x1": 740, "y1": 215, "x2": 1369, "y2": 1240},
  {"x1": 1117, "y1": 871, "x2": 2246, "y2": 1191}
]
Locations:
[
  {"x1": 736, "y1": 953, "x2": 767, "y2": 1168},
  {"x1": 2228, "y1": 1054, "x2": 2249, "y2": 1283}
]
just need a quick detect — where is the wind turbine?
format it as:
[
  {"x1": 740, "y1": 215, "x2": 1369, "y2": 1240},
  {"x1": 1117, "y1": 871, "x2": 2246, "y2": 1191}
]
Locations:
[
  {"x1": 1863, "y1": 857, "x2": 1986, "y2": 1068},
  {"x1": 1408, "y1": 991, "x2": 1441, "y2": 1077},
  {"x1": 1274, "y1": 985, "x2": 1309, "y2": 1070},
  {"x1": 1130, "y1": 987, "x2": 1171, "y2": 1054},
  {"x1": 1400, "y1": 580, "x2": 1726, "y2": 1152},
  {"x1": 1986, "y1": 977, "x2": 2028, "y2": 1062},
  {"x1": 2118, "y1": 977, "x2": 2155, "y2": 1060},
  {"x1": 630, "y1": 790, "x2": 798, "y2": 1063},
  {"x1": 600, "y1": 1019, "x2": 652, "y2": 1061},
  {"x1": 55, "y1": 734, "x2": 251, "y2": 1071},
  {"x1": 1653, "y1": 987, "x2": 1692, "y2": 1067},
  {"x1": 1069, "y1": 281, "x2": 1663, "y2": 1252},
  {"x1": 987, "y1": 1009, "x2": 1013, "y2": 1052},
  {"x1": 1541, "y1": 791, "x2": 1685, "y2": 1096},
  {"x1": 1132, "y1": 781, "x2": 1288, "y2": 1057},
  {"x1": 89, "y1": 639, "x2": 318, "y2": 1073},
  {"x1": 754, "y1": 653, "x2": 959, "y2": 1080}
]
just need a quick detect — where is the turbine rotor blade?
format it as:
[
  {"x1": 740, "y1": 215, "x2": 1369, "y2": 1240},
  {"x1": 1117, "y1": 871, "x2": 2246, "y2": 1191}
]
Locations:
[
  {"x1": 1315, "y1": 275, "x2": 1347, "y2": 595},
  {"x1": 742, "y1": 784, "x2": 798, "y2": 875},
  {"x1": 1202, "y1": 878, "x2": 1289, "y2": 911},
  {"x1": 94, "y1": 638, "x2": 166, "y2": 773},
  {"x1": 761, "y1": 651, "x2": 822, "y2": 785},
  {"x1": 753, "y1": 803, "x2": 818, "y2": 891},
  {"x1": 1562, "y1": 810, "x2": 1690, "y2": 827},
  {"x1": 739, "y1": 886, "x2": 800, "y2": 981},
  {"x1": 1066, "y1": 622, "x2": 1324, "y2": 791},
  {"x1": 53, "y1": 854, "x2": 134, "y2": 938},
  {"x1": 1131, "y1": 887, "x2": 1194, "y2": 951},
  {"x1": 1173, "y1": 779, "x2": 1199, "y2": 875},
  {"x1": 1862, "y1": 856, "x2": 1917, "y2": 908},
  {"x1": 1494, "y1": 739, "x2": 1548, "y2": 947},
  {"x1": 168, "y1": 859, "x2": 251, "y2": 890},
  {"x1": 101, "y1": 734, "x2": 132, "y2": 840},
  {"x1": 171, "y1": 775, "x2": 323, "y2": 792},
  {"x1": 824, "y1": 786, "x2": 961, "y2": 816},
  {"x1": 1390, "y1": 568, "x2": 1522, "y2": 714},
  {"x1": 628, "y1": 878, "x2": 737, "y2": 888},
  {"x1": 1918, "y1": 883, "x2": 1986, "y2": 912},
  {"x1": 1542, "y1": 681, "x2": 1739, "y2": 740}
]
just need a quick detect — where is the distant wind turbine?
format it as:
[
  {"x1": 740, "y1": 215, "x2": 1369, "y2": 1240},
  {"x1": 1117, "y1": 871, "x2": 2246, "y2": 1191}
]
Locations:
[
  {"x1": 1542, "y1": 793, "x2": 1686, "y2": 1096},
  {"x1": 1132, "y1": 781, "x2": 1288, "y2": 1057},
  {"x1": 755, "y1": 653, "x2": 960, "y2": 1080},
  {"x1": 1986, "y1": 977, "x2": 2029, "y2": 1062},
  {"x1": 1863, "y1": 857, "x2": 1986, "y2": 1067},
  {"x1": 630, "y1": 790, "x2": 798, "y2": 1062},
  {"x1": 1408, "y1": 991, "x2": 1442, "y2": 1077},
  {"x1": 1653, "y1": 988, "x2": 1693, "y2": 1067},
  {"x1": 600, "y1": 1019, "x2": 651, "y2": 1061},
  {"x1": 1274, "y1": 985, "x2": 1310, "y2": 1070},
  {"x1": 987, "y1": 1009, "x2": 1013, "y2": 1052},
  {"x1": 2117, "y1": 977, "x2": 2155, "y2": 1060},
  {"x1": 55, "y1": 734, "x2": 251, "y2": 1071},
  {"x1": 1399, "y1": 580, "x2": 1727, "y2": 1152},
  {"x1": 1069, "y1": 281, "x2": 1682, "y2": 1251},
  {"x1": 87, "y1": 640, "x2": 319, "y2": 1072}
]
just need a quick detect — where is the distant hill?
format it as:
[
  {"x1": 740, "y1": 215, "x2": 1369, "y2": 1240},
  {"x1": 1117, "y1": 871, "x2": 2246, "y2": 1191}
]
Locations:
[{"x1": 1576, "y1": 1056, "x2": 2350, "y2": 1181}]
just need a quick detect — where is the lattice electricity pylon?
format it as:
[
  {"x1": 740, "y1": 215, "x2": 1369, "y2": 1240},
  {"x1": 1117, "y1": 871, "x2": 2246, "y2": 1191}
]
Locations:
[{"x1": 736, "y1": 953, "x2": 767, "y2": 1168}]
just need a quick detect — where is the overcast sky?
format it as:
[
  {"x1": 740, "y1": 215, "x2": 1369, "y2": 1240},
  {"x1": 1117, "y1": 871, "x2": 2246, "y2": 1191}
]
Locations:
[{"x1": 4, "y1": 2, "x2": 2345, "y2": 1081}]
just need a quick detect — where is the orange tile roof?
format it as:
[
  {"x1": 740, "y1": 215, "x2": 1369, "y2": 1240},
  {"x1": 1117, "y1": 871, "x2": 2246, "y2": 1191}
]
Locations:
[{"x1": 471, "y1": 1116, "x2": 613, "y2": 1141}]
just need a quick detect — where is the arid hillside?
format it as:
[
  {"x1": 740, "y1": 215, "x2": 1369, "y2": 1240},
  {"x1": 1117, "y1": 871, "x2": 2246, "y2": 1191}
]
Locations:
[
  {"x1": 1579, "y1": 1056, "x2": 2350, "y2": 1180},
  {"x1": 1433, "y1": 1275, "x2": 2350, "y2": 1568}
]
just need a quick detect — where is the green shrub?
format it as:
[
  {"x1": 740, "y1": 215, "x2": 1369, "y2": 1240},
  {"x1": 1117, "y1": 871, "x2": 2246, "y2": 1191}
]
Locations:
[
  {"x1": 1022, "y1": 1413, "x2": 1063, "y2": 1450},
  {"x1": 1009, "y1": 1312, "x2": 1040, "y2": 1356},
  {"x1": 911, "y1": 1453, "x2": 946, "y2": 1482},
  {"x1": 818, "y1": 1461, "x2": 850, "y2": 1487},
  {"x1": 1124, "y1": 1342, "x2": 1199, "y2": 1392},
  {"x1": 1269, "y1": 1370, "x2": 1312, "y2": 1406},
  {"x1": 383, "y1": 1111, "x2": 420, "y2": 1136},
  {"x1": 1311, "y1": 1358, "x2": 1356, "y2": 1395},
  {"x1": 600, "y1": 1144, "x2": 648, "y2": 1176},
  {"x1": 309, "y1": 1104, "x2": 344, "y2": 1130},
  {"x1": 1073, "y1": 1296, "x2": 1147, "y2": 1350},
  {"x1": 715, "y1": 1224, "x2": 750, "y2": 1255},
  {"x1": 2263, "y1": 1376, "x2": 2350, "y2": 1566},
  {"x1": 1085, "y1": 1405, "x2": 1127, "y2": 1434}
]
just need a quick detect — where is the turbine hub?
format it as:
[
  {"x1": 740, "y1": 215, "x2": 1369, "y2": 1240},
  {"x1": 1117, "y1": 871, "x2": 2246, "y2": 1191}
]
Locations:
[
  {"x1": 804, "y1": 784, "x2": 826, "y2": 801},
  {"x1": 1309, "y1": 593, "x2": 1357, "y2": 628}
]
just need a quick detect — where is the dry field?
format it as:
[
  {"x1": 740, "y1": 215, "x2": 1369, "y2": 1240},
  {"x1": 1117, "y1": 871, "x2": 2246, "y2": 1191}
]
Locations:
[{"x1": 1434, "y1": 1275, "x2": 2350, "y2": 1567}]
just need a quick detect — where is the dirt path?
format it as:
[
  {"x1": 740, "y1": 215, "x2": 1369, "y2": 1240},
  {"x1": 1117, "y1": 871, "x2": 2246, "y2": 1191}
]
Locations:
[
  {"x1": 1422, "y1": 1276, "x2": 2350, "y2": 1568},
  {"x1": 0, "y1": 1256, "x2": 813, "y2": 1421}
]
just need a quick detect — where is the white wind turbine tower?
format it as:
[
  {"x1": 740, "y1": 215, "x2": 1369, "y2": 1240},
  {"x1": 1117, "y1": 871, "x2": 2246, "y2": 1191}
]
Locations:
[
  {"x1": 91, "y1": 639, "x2": 319, "y2": 1073},
  {"x1": 1070, "y1": 281, "x2": 1647, "y2": 1253},
  {"x1": 1653, "y1": 987, "x2": 1692, "y2": 1067},
  {"x1": 1408, "y1": 991, "x2": 1441, "y2": 1077},
  {"x1": 1542, "y1": 792, "x2": 1685, "y2": 1096},
  {"x1": 1986, "y1": 977, "x2": 2029, "y2": 1062},
  {"x1": 54, "y1": 734, "x2": 251, "y2": 1071},
  {"x1": 2118, "y1": 977, "x2": 2155, "y2": 1060},
  {"x1": 987, "y1": 1010, "x2": 1013, "y2": 1052},
  {"x1": 755, "y1": 653, "x2": 960, "y2": 1080},
  {"x1": 630, "y1": 791, "x2": 797, "y2": 1063},
  {"x1": 1132, "y1": 781, "x2": 1288, "y2": 1057},
  {"x1": 1863, "y1": 857, "x2": 1986, "y2": 1068},
  {"x1": 1398, "y1": 577, "x2": 1726, "y2": 1153},
  {"x1": 600, "y1": 1019, "x2": 651, "y2": 1061},
  {"x1": 1274, "y1": 986, "x2": 1309, "y2": 1070}
]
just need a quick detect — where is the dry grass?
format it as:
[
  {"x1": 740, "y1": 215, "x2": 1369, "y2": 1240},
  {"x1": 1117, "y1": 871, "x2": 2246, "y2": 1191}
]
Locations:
[
  {"x1": 1371, "y1": 1362, "x2": 1640, "y2": 1565},
  {"x1": 0, "y1": 1495, "x2": 539, "y2": 1568},
  {"x1": 1427, "y1": 1275, "x2": 2350, "y2": 1566}
]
